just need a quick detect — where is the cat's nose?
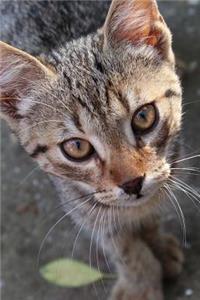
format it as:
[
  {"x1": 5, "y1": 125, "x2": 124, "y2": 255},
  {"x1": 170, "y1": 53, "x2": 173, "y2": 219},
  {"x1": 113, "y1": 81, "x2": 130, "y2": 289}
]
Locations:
[{"x1": 119, "y1": 176, "x2": 144, "y2": 196}]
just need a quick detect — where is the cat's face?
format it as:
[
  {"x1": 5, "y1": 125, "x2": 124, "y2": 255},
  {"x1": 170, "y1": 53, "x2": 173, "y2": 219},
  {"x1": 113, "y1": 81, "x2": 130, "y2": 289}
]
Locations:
[{"x1": 0, "y1": 0, "x2": 182, "y2": 223}]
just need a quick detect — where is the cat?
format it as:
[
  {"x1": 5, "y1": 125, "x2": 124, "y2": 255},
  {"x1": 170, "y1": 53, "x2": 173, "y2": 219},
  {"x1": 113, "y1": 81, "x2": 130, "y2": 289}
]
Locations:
[{"x1": 0, "y1": 0, "x2": 185, "y2": 299}]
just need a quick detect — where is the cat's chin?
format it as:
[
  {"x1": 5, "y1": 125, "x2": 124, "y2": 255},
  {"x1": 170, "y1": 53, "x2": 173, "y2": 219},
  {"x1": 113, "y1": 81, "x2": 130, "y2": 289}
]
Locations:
[
  {"x1": 117, "y1": 194, "x2": 154, "y2": 208},
  {"x1": 90, "y1": 193, "x2": 162, "y2": 230}
]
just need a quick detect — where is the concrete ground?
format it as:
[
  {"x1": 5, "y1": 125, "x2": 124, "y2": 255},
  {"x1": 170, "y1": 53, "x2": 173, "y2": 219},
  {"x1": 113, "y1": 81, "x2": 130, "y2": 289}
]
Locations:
[{"x1": 1, "y1": 2, "x2": 200, "y2": 300}]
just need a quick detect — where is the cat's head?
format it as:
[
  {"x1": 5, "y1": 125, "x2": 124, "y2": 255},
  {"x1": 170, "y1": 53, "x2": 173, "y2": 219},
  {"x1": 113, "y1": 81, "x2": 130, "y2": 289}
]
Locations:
[{"x1": 0, "y1": 0, "x2": 182, "y2": 224}]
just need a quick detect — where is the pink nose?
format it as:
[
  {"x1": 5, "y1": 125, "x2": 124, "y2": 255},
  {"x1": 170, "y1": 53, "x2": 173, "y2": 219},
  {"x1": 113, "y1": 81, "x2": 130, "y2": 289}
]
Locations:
[{"x1": 119, "y1": 176, "x2": 144, "y2": 196}]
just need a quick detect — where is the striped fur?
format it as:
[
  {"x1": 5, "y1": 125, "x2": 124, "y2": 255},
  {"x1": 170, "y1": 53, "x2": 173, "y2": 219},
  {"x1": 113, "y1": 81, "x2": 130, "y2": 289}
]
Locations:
[{"x1": 0, "y1": 1, "x2": 183, "y2": 299}]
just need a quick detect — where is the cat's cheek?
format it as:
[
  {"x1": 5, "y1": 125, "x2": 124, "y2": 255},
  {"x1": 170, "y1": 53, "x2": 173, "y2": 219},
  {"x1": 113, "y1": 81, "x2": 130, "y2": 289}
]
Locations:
[
  {"x1": 32, "y1": 149, "x2": 103, "y2": 186},
  {"x1": 142, "y1": 179, "x2": 163, "y2": 197},
  {"x1": 142, "y1": 167, "x2": 170, "y2": 195},
  {"x1": 35, "y1": 157, "x2": 57, "y2": 176}
]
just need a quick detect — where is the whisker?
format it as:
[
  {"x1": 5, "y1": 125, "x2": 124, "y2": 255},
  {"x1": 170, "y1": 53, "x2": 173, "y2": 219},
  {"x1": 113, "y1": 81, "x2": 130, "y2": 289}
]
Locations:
[
  {"x1": 100, "y1": 210, "x2": 112, "y2": 273},
  {"x1": 171, "y1": 170, "x2": 200, "y2": 177},
  {"x1": 183, "y1": 100, "x2": 200, "y2": 107},
  {"x1": 170, "y1": 176, "x2": 200, "y2": 200},
  {"x1": 108, "y1": 209, "x2": 117, "y2": 256},
  {"x1": 37, "y1": 196, "x2": 92, "y2": 267},
  {"x1": 56, "y1": 191, "x2": 99, "y2": 211},
  {"x1": 112, "y1": 205, "x2": 119, "y2": 234},
  {"x1": 71, "y1": 202, "x2": 96, "y2": 258},
  {"x1": 89, "y1": 205, "x2": 101, "y2": 299},
  {"x1": 37, "y1": 191, "x2": 107, "y2": 243},
  {"x1": 116, "y1": 203, "x2": 123, "y2": 232},
  {"x1": 163, "y1": 184, "x2": 187, "y2": 246},
  {"x1": 89, "y1": 205, "x2": 101, "y2": 270},
  {"x1": 169, "y1": 180, "x2": 200, "y2": 212},
  {"x1": 95, "y1": 207, "x2": 107, "y2": 294},
  {"x1": 108, "y1": 208, "x2": 126, "y2": 269},
  {"x1": 171, "y1": 167, "x2": 200, "y2": 173},
  {"x1": 169, "y1": 178, "x2": 200, "y2": 208},
  {"x1": 40, "y1": 192, "x2": 95, "y2": 220},
  {"x1": 172, "y1": 154, "x2": 200, "y2": 164},
  {"x1": 18, "y1": 165, "x2": 40, "y2": 185}
]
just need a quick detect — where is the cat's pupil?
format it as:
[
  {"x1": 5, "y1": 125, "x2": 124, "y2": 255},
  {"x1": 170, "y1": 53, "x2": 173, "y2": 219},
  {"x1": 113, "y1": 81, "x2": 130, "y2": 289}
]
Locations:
[
  {"x1": 75, "y1": 140, "x2": 81, "y2": 150},
  {"x1": 139, "y1": 111, "x2": 147, "y2": 120}
]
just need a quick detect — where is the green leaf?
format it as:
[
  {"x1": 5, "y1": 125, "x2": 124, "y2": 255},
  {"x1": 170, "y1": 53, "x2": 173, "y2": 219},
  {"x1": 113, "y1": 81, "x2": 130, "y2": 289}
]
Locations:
[{"x1": 40, "y1": 258, "x2": 105, "y2": 287}]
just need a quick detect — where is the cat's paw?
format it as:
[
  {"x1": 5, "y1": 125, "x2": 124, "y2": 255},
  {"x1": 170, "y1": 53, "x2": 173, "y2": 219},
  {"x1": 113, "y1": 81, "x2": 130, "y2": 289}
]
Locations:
[
  {"x1": 110, "y1": 283, "x2": 164, "y2": 300},
  {"x1": 160, "y1": 234, "x2": 184, "y2": 280}
]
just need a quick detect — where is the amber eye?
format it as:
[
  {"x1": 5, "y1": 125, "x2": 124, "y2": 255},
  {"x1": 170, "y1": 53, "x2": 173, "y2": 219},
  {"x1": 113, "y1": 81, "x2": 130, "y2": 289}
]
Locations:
[
  {"x1": 132, "y1": 103, "x2": 158, "y2": 135},
  {"x1": 61, "y1": 138, "x2": 94, "y2": 161}
]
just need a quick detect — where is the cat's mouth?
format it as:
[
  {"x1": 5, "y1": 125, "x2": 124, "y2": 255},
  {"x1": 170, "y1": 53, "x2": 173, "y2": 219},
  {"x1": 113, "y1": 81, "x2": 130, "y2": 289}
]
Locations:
[
  {"x1": 116, "y1": 193, "x2": 156, "y2": 208},
  {"x1": 94, "y1": 191, "x2": 158, "y2": 209},
  {"x1": 90, "y1": 181, "x2": 165, "y2": 210}
]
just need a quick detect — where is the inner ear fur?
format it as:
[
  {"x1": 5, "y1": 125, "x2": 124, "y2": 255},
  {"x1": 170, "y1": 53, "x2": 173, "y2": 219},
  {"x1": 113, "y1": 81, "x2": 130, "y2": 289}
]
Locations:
[
  {"x1": 0, "y1": 41, "x2": 55, "y2": 96},
  {"x1": 103, "y1": 0, "x2": 174, "y2": 62},
  {"x1": 0, "y1": 41, "x2": 55, "y2": 126}
]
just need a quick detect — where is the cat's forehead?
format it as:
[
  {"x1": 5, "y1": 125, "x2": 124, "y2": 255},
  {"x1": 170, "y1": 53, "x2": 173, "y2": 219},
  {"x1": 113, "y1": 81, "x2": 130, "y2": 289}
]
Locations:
[
  {"x1": 40, "y1": 38, "x2": 180, "y2": 143},
  {"x1": 56, "y1": 47, "x2": 177, "y2": 115},
  {"x1": 56, "y1": 36, "x2": 177, "y2": 102}
]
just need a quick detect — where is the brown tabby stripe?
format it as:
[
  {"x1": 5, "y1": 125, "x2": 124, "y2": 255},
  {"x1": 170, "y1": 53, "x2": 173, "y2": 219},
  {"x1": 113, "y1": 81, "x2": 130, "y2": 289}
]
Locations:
[
  {"x1": 165, "y1": 89, "x2": 180, "y2": 98},
  {"x1": 30, "y1": 145, "x2": 48, "y2": 158},
  {"x1": 135, "y1": 136, "x2": 145, "y2": 148},
  {"x1": 107, "y1": 83, "x2": 130, "y2": 112},
  {"x1": 153, "y1": 120, "x2": 170, "y2": 150},
  {"x1": 56, "y1": 164, "x2": 92, "y2": 182},
  {"x1": 1, "y1": 98, "x2": 24, "y2": 120},
  {"x1": 169, "y1": 133, "x2": 181, "y2": 168},
  {"x1": 63, "y1": 72, "x2": 72, "y2": 90},
  {"x1": 76, "y1": 95, "x2": 92, "y2": 113},
  {"x1": 73, "y1": 114, "x2": 84, "y2": 133},
  {"x1": 92, "y1": 52, "x2": 104, "y2": 74},
  {"x1": 117, "y1": 91, "x2": 130, "y2": 113}
]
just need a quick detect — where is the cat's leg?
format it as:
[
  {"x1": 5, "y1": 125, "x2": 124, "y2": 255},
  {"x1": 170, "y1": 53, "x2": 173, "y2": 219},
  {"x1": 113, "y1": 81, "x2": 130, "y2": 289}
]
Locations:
[
  {"x1": 141, "y1": 220, "x2": 185, "y2": 280},
  {"x1": 106, "y1": 231, "x2": 164, "y2": 300}
]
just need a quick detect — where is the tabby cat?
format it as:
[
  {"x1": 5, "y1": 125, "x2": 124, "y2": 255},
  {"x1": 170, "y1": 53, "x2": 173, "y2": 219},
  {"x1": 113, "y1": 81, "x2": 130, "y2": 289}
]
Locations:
[{"x1": 0, "y1": 0, "x2": 185, "y2": 299}]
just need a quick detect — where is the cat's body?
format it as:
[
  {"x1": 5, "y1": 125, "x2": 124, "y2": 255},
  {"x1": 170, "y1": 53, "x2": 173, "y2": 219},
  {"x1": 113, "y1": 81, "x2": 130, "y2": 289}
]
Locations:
[{"x1": 1, "y1": 1, "x2": 185, "y2": 299}]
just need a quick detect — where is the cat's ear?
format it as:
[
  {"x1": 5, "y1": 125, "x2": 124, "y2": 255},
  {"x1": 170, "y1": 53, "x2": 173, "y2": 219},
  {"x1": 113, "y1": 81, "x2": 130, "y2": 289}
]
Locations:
[
  {"x1": 103, "y1": 0, "x2": 174, "y2": 62},
  {"x1": 0, "y1": 41, "x2": 55, "y2": 129}
]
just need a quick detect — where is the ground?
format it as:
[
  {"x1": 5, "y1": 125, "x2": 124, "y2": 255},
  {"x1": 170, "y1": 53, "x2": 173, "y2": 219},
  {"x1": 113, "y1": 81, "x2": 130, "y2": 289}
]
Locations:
[{"x1": 1, "y1": 1, "x2": 200, "y2": 300}]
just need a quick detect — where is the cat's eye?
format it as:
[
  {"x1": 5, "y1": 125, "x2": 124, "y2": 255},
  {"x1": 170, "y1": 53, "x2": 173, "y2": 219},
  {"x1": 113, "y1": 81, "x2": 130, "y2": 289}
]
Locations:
[
  {"x1": 61, "y1": 138, "x2": 94, "y2": 162},
  {"x1": 132, "y1": 103, "x2": 158, "y2": 135}
]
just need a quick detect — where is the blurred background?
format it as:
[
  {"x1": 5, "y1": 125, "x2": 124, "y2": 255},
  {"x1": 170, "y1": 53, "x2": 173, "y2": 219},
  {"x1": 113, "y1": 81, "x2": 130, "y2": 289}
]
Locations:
[{"x1": 1, "y1": 1, "x2": 200, "y2": 300}]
